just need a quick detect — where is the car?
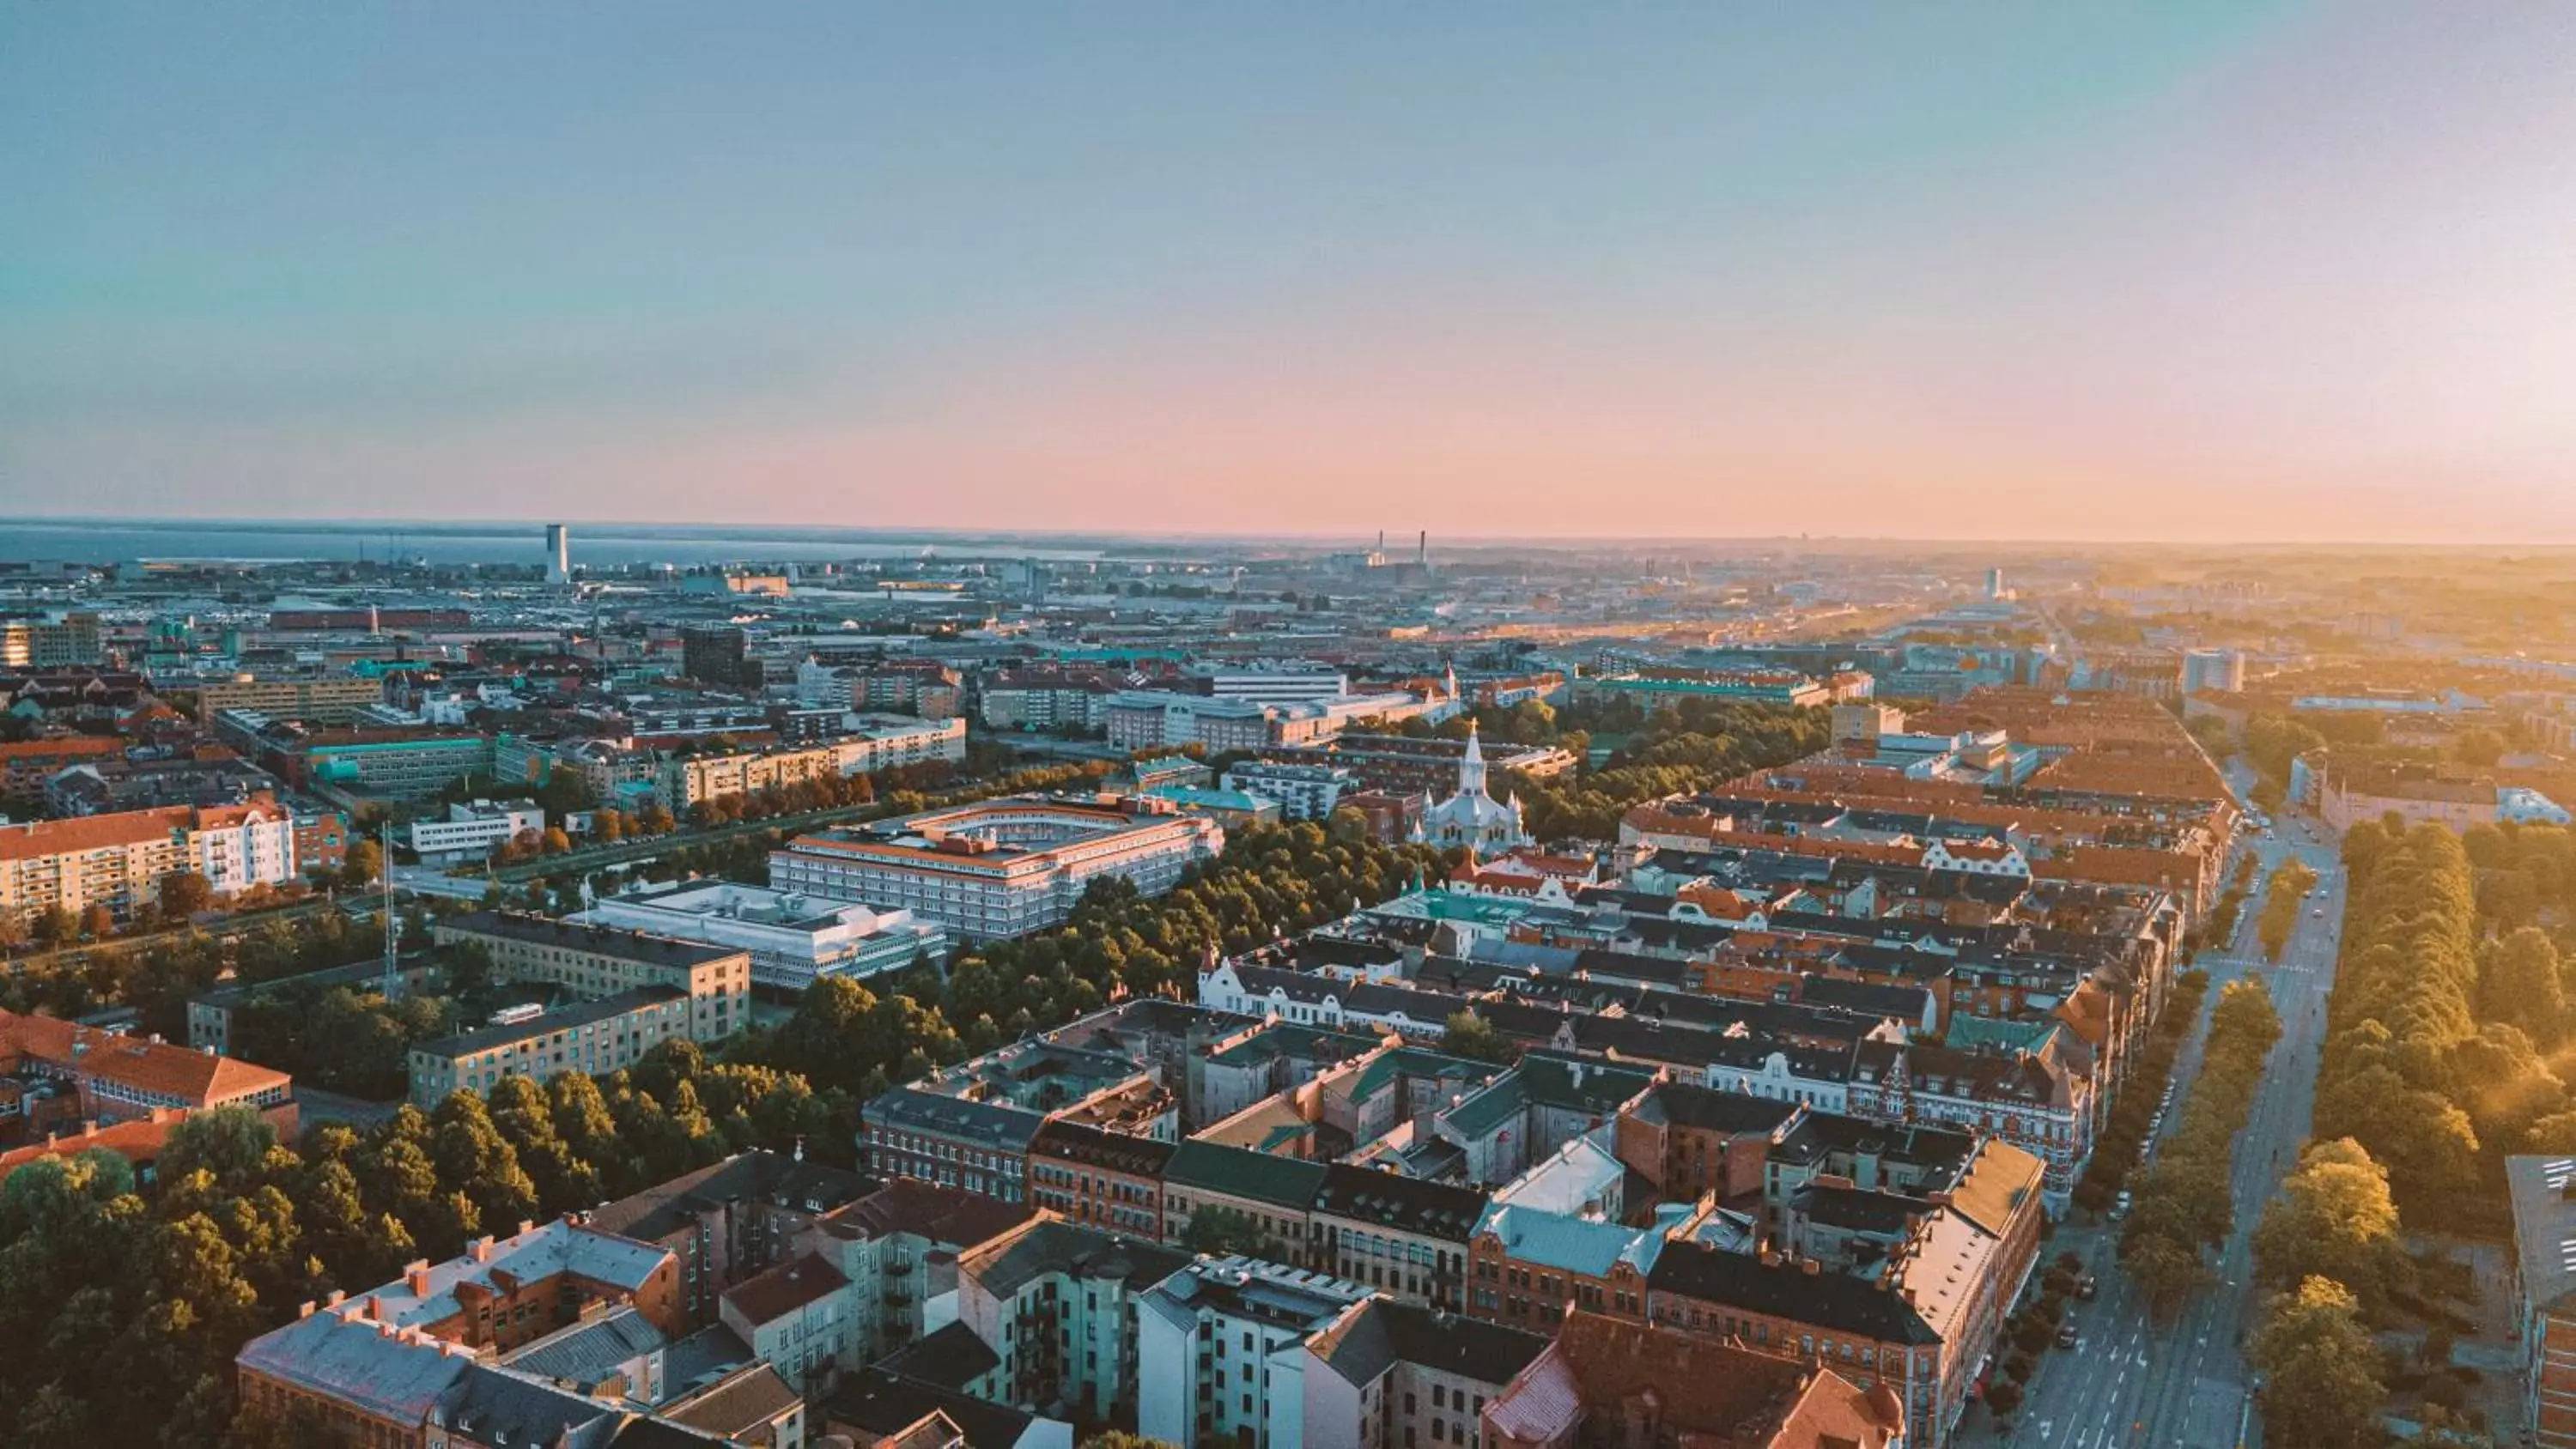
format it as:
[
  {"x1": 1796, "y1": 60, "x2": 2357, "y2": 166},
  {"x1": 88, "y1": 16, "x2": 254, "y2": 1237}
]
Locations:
[
  {"x1": 2057, "y1": 1321, "x2": 2079, "y2": 1349},
  {"x1": 2075, "y1": 1273, "x2": 2099, "y2": 1300},
  {"x1": 2312, "y1": 907, "x2": 2325, "y2": 918}
]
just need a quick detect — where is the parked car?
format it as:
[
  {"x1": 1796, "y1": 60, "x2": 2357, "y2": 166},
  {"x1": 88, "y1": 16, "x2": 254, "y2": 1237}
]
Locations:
[
  {"x1": 2057, "y1": 1321, "x2": 2080, "y2": 1349},
  {"x1": 2076, "y1": 1273, "x2": 2099, "y2": 1300}
]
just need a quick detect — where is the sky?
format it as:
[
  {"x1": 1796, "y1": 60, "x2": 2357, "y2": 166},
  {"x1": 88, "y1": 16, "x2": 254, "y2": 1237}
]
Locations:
[{"x1": 3, "y1": 3, "x2": 2573, "y2": 543}]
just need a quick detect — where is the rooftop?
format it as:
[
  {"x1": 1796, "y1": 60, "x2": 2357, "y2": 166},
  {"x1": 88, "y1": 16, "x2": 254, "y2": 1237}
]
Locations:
[
  {"x1": 437, "y1": 911, "x2": 747, "y2": 970},
  {"x1": 1307, "y1": 1297, "x2": 1552, "y2": 1390}
]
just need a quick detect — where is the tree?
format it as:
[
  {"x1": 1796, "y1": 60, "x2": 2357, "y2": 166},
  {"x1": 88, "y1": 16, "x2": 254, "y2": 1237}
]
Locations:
[
  {"x1": 2456, "y1": 729, "x2": 2506, "y2": 768},
  {"x1": 2482, "y1": 927, "x2": 2566, "y2": 1046},
  {"x1": 30, "y1": 903, "x2": 77, "y2": 947},
  {"x1": 157, "y1": 870, "x2": 217, "y2": 922},
  {"x1": 2252, "y1": 1138, "x2": 2405, "y2": 1315},
  {"x1": 341, "y1": 838, "x2": 383, "y2": 889},
  {"x1": 2123, "y1": 1234, "x2": 2208, "y2": 1317},
  {"x1": 1439, "y1": 1010, "x2": 1513, "y2": 1064},
  {"x1": 2251, "y1": 1276, "x2": 2385, "y2": 1449}
]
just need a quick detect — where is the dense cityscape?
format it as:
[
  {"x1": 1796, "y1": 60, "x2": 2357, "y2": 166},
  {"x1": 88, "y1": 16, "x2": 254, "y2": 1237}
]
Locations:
[
  {"x1": 12, "y1": 4, "x2": 2574, "y2": 1447},
  {"x1": 0, "y1": 533, "x2": 2567, "y2": 1449}
]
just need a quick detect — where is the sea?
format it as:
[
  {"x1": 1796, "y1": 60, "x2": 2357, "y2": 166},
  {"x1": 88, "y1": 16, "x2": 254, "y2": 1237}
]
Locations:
[{"x1": 0, "y1": 518, "x2": 1115, "y2": 567}]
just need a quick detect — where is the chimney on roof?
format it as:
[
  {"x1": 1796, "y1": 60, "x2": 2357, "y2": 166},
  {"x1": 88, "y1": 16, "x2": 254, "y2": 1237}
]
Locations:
[
  {"x1": 407, "y1": 1262, "x2": 432, "y2": 1294},
  {"x1": 472, "y1": 1236, "x2": 496, "y2": 1263}
]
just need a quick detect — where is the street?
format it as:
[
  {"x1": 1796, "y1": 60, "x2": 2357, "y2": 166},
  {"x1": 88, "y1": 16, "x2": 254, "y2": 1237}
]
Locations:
[{"x1": 1992, "y1": 807, "x2": 2346, "y2": 1449}]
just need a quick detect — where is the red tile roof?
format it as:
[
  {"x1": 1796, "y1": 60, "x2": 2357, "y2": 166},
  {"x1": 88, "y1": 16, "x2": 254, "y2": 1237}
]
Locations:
[
  {"x1": 0, "y1": 1107, "x2": 186, "y2": 1185},
  {"x1": 0, "y1": 1009, "x2": 291, "y2": 1107}
]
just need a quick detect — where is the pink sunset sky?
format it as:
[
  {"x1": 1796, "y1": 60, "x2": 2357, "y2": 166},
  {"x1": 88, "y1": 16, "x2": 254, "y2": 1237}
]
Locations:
[{"x1": 4, "y1": 3, "x2": 2573, "y2": 542}]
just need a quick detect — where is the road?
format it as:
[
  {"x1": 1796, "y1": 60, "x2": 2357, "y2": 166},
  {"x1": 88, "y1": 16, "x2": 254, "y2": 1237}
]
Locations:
[{"x1": 1998, "y1": 808, "x2": 2345, "y2": 1449}]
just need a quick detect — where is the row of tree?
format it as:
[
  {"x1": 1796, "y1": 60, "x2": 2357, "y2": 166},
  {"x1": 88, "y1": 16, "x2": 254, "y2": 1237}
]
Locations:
[
  {"x1": 2118, "y1": 976, "x2": 2282, "y2": 1313},
  {"x1": 2317, "y1": 821, "x2": 2576, "y2": 1219},
  {"x1": 2257, "y1": 857, "x2": 2321, "y2": 962},
  {"x1": 1510, "y1": 702, "x2": 1831, "y2": 841},
  {"x1": 2070, "y1": 968, "x2": 2209, "y2": 1216},
  {"x1": 0, "y1": 1034, "x2": 848, "y2": 1448}
]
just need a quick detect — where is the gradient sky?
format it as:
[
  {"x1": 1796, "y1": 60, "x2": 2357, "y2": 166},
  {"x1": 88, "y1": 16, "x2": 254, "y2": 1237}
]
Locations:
[{"x1": 4, "y1": 3, "x2": 2573, "y2": 543}]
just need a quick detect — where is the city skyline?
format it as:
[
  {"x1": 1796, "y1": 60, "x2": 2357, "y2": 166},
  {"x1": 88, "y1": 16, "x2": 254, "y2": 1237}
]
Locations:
[{"x1": 8, "y1": 3, "x2": 2574, "y2": 542}]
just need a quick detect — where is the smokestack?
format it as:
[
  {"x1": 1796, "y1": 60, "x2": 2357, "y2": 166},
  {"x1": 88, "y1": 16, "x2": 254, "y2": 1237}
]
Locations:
[{"x1": 1418, "y1": 530, "x2": 1427, "y2": 566}]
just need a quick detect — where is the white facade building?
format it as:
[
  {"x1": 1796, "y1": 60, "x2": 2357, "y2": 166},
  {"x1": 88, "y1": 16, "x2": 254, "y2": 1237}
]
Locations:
[
  {"x1": 1221, "y1": 762, "x2": 1356, "y2": 822},
  {"x1": 190, "y1": 801, "x2": 302, "y2": 895},
  {"x1": 571, "y1": 880, "x2": 949, "y2": 989},
  {"x1": 409, "y1": 798, "x2": 544, "y2": 863},
  {"x1": 772, "y1": 797, "x2": 1224, "y2": 941},
  {"x1": 1138, "y1": 1258, "x2": 1372, "y2": 1449},
  {"x1": 1420, "y1": 724, "x2": 1529, "y2": 858}
]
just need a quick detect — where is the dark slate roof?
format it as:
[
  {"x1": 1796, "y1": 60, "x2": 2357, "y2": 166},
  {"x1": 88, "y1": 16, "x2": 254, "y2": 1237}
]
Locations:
[
  {"x1": 880, "y1": 1320, "x2": 1002, "y2": 1391},
  {"x1": 662, "y1": 1363, "x2": 805, "y2": 1437},
  {"x1": 1766, "y1": 1109, "x2": 1978, "y2": 1176},
  {"x1": 964, "y1": 1220, "x2": 1191, "y2": 1298},
  {"x1": 1631, "y1": 1082, "x2": 1800, "y2": 1136},
  {"x1": 1799, "y1": 976, "x2": 1935, "y2": 1022},
  {"x1": 1163, "y1": 1140, "x2": 1328, "y2": 1211},
  {"x1": 1026, "y1": 1118, "x2": 1179, "y2": 1177},
  {"x1": 863, "y1": 1087, "x2": 1048, "y2": 1152},
  {"x1": 1311, "y1": 1163, "x2": 1489, "y2": 1243},
  {"x1": 1793, "y1": 1183, "x2": 1932, "y2": 1235},
  {"x1": 438, "y1": 910, "x2": 745, "y2": 968},
  {"x1": 1645, "y1": 1240, "x2": 1939, "y2": 1344},
  {"x1": 827, "y1": 1367, "x2": 1038, "y2": 1449},
  {"x1": 1309, "y1": 1298, "x2": 1552, "y2": 1389},
  {"x1": 587, "y1": 1150, "x2": 874, "y2": 1243},
  {"x1": 498, "y1": 1304, "x2": 666, "y2": 1388},
  {"x1": 412, "y1": 986, "x2": 689, "y2": 1060},
  {"x1": 434, "y1": 1364, "x2": 615, "y2": 1447}
]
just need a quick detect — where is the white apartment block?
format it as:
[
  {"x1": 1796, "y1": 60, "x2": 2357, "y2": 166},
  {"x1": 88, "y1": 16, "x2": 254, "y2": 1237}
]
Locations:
[{"x1": 771, "y1": 798, "x2": 1224, "y2": 941}]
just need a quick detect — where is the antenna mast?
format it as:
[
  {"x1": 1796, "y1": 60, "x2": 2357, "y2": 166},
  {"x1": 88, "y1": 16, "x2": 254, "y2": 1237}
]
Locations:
[{"x1": 380, "y1": 820, "x2": 401, "y2": 998}]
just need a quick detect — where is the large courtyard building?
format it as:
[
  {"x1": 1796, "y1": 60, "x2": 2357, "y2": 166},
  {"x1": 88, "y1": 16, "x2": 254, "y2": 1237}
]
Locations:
[{"x1": 770, "y1": 796, "x2": 1224, "y2": 940}]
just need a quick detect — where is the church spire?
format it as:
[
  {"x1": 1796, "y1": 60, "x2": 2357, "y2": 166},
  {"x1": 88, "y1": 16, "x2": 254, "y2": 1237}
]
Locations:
[{"x1": 1459, "y1": 719, "x2": 1489, "y2": 800}]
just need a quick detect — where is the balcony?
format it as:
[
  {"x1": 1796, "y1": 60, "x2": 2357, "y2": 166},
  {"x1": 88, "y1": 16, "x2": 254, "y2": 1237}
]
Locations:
[
  {"x1": 884, "y1": 1288, "x2": 914, "y2": 1309},
  {"x1": 883, "y1": 1257, "x2": 914, "y2": 1276}
]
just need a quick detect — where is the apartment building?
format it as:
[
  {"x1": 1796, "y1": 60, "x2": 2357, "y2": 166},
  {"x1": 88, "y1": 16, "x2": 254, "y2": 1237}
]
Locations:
[
  {"x1": 432, "y1": 912, "x2": 754, "y2": 1045},
  {"x1": 952, "y1": 1219, "x2": 1193, "y2": 1421},
  {"x1": 801, "y1": 1178, "x2": 1040, "y2": 1363},
  {"x1": 772, "y1": 797, "x2": 1223, "y2": 941},
  {"x1": 1308, "y1": 1164, "x2": 1484, "y2": 1311},
  {"x1": 0, "y1": 797, "x2": 300, "y2": 925},
  {"x1": 406, "y1": 987, "x2": 696, "y2": 1107},
  {"x1": 1302, "y1": 1298, "x2": 1552, "y2": 1449},
  {"x1": 234, "y1": 1222, "x2": 698, "y2": 1447},
  {"x1": 1136, "y1": 1257, "x2": 1376, "y2": 1449},
  {"x1": 722, "y1": 1252, "x2": 855, "y2": 1398},
  {"x1": 1026, "y1": 1119, "x2": 1176, "y2": 1239},
  {"x1": 290, "y1": 729, "x2": 498, "y2": 803},
  {"x1": 0, "y1": 612, "x2": 103, "y2": 668},
  {"x1": 584, "y1": 1148, "x2": 875, "y2": 1331},
  {"x1": 1220, "y1": 761, "x2": 1357, "y2": 821},
  {"x1": 1482, "y1": 1309, "x2": 1904, "y2": 1449},
  {"x1": 2508, "y1": 1155, "x2": 2576, "y2": 1449},
  {"x1": 198, "y1": 673, "x2": 386, "y2": 724},
  {"x1": 0, "y1": 735, "x2": 121, "y2": 803}
]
